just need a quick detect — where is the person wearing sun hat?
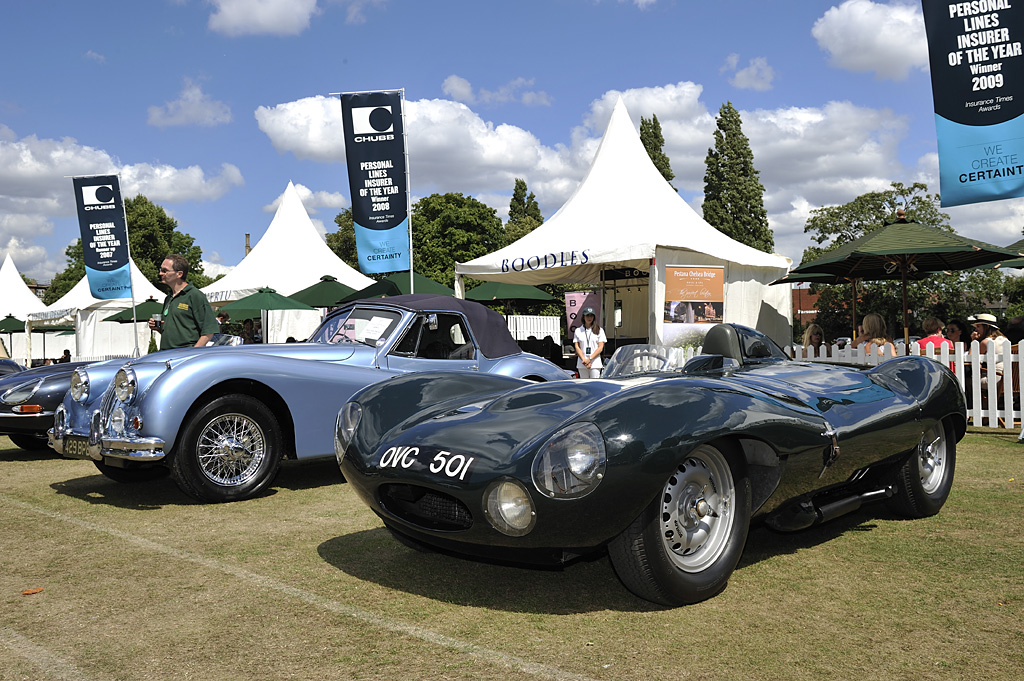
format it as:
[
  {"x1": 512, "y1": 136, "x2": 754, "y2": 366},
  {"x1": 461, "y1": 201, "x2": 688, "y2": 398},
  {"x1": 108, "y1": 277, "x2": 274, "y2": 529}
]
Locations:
[{"x1": 969, "y1": 312, "x2": 1007, "y2": 389}]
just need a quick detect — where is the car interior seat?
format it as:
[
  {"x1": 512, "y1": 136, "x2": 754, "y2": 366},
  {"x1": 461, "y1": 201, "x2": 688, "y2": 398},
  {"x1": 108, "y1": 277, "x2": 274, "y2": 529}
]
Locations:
[{"x1": 701, "y1": 324, "x2": 743, "y2": 363}]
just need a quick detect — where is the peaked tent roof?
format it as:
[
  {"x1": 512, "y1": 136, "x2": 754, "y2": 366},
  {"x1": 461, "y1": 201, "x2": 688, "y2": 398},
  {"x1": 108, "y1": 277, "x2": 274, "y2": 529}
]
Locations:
[
  {"x1": 203, "y1": 181, "x2": 374, "y2": 303},
  {"x1": 0, "y1": 254, "x2": 47, "y2": 319},
  {"x1": 28, "y1": 259, "x2": 164, "y2": 322},
  {"x1": 456, "y1": 97, "x2": 791, "y2": 285}
]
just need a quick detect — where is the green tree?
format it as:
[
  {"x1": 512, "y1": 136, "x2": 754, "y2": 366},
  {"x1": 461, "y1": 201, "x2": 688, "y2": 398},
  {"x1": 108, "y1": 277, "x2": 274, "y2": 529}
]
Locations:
[
  {"x1": 411, "y1": 193, "x2": 504, "y2": 288},
  {"x1": 505, "y1": 178, "x2": 544, "y2": 245},
  {"x1": 44, "y1": 194, "x2": 210, "y2": 303},
  {"x1": 702, "y1": 102, "x2": 773, "y2": 253},
  {"x1": 326, "y1": 208, "x2": 360, "y2": 270},
  {"x1": 802, "y1": 182, "x2": 1005, "y2": 341},
  {"x1": 640, "y1": 114, "x2": 675, "y2": 189}
]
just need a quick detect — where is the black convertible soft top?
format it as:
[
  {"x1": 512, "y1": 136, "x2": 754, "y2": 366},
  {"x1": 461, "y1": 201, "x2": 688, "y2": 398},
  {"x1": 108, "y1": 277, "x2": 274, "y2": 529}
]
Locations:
[{"x1": 349, "y1": 294, "x2": 523, "y2": 360}]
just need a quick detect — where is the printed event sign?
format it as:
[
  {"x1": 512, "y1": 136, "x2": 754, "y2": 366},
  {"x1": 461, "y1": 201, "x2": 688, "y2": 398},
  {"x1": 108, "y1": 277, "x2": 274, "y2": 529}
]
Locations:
[
  {"x1": 922, "y1": 0, "x2": 1024, "y2": 206},
  {"x1": 72, "y1": 175, "x2": 132, "y2": 299},
  {"x1": 663, "y1": 266, "x2": 723, "y2": 347},
  {"x1": 340, "y1": 90, "x2": 411, "y2": 273},
  {"x1": 565, "y1": 291, "x2": 600, "y2": 337}
]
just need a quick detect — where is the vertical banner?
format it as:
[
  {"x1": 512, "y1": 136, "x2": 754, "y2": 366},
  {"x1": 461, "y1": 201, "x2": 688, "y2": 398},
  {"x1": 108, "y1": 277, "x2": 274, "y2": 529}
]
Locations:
[
  {"x1": 663, "y1": 265, "x2": 723, "y2": 347},
  {"x1": 565, "y1": 292, "x2": 601, "y2": 338},
  {"x1": 72, "y1": 175, "x2": 132, "y2": 299},
  {"x1": 340, "y1": 90, "x2": 411, "y2": 273},
  {"x1": 922, "y1": 1, "x2": 1024, "y2": 206}
]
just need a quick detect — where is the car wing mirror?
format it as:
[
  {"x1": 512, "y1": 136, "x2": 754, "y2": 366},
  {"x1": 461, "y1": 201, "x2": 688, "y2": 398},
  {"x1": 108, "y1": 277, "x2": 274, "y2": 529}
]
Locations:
[
  {"x1": 374, "y1": 336, "x2": 387, "y2": 369},
  {"x1": 426, "y1": 313, "x2": 438, "y2": 331}
]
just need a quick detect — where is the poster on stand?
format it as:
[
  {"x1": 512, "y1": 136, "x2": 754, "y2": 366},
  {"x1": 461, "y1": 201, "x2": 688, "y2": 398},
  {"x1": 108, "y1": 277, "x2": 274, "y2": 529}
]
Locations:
[
  {"x1": 72, "y1": 175, "x2": 131, "y2": 299},
  {"x1": 922, "y1": 0, "x2": 1024, "y2": 206},
  {"x1": 663, "y1": 266, "x2": 723, "y2": 348},
  {"x1": 340, "y1": 90, "x2": 411, "y2": 273}
]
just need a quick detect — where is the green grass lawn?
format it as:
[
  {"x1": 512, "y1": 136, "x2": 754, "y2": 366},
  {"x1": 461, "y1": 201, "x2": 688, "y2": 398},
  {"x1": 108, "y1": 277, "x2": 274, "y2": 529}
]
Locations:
[{"x1": 1, "y1": 430, "x2": 1021, "y2": 681}]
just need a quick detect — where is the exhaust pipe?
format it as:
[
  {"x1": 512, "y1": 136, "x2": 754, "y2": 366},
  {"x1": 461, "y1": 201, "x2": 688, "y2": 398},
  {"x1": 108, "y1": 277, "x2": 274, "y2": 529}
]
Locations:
[{"x1": 816, "y1": 485, "x2": 895, "y2": 524}]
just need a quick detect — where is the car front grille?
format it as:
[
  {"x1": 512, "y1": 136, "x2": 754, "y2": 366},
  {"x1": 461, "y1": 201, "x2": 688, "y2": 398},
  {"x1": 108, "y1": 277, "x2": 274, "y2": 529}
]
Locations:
[{"x1": 379, "y1": 484, "x2": 473, "y2": 531}]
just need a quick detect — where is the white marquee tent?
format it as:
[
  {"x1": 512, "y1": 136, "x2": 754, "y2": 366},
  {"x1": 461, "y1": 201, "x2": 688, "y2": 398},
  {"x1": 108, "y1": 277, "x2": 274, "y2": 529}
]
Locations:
[
  {"x1": 26, "y1": 260, "x2": 164, "y2": 362},
  {"x1": 202, "y1": 181, "x2": 374, "y2": 342},
  {"x1": 455, "y1": 97, "x2": 793, "y2": 345},
  {"x1": 0, "y1": 254, "x2": 48, "y2": 360}
]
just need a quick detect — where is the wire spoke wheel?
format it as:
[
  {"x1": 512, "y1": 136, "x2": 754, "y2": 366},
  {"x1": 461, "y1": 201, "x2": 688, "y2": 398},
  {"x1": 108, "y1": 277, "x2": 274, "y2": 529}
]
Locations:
[{"x1": 196, "y1": 412, "x2": 266, "y2": 486}]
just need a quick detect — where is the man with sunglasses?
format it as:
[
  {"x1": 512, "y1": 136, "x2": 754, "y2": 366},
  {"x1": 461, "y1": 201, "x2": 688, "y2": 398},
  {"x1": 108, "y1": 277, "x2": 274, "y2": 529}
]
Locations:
[{"x1": 149, "y1": 254, "x2": 218, "y2": 350}]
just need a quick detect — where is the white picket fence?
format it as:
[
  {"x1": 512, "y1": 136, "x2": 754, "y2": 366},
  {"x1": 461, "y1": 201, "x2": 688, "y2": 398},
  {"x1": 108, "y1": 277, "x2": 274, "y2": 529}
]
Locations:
[
  {"x1": 790, "y1": 340, "x2": 1022, "y2": 431},
  {"x1": 506, "y1": 315, "x2": 562, "y2": 342}
]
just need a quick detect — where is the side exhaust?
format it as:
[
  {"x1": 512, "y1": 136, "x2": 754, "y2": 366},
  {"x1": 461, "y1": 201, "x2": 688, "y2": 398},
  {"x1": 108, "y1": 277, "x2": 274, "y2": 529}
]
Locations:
[{"x1": 766, "y1": 485, "x2": 895, "y2": 532}]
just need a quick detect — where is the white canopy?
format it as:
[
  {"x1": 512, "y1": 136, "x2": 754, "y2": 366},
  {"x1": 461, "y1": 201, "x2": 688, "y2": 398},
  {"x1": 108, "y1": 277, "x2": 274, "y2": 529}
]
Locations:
[
  {"x1": 201, "y1": 181, "x2": 375, "y2": 343},
  {"x1": 26, "y1": 260, "x2": 164, "y2": 361},
  {"x1": 455, "y1": 96, "x2": 793, "y2": 344},
  {"x1": 202, "y1": 181, "x2": 374, "y2": 302},
  {"x1": 0, "y1": 254, "x2": 47, "y2": 319}
]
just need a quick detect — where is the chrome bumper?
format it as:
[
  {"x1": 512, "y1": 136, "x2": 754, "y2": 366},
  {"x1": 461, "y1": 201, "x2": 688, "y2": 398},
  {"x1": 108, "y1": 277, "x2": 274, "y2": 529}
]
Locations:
[{"x1": 49, "y1": 406, "x2": 165, "y2": 462}]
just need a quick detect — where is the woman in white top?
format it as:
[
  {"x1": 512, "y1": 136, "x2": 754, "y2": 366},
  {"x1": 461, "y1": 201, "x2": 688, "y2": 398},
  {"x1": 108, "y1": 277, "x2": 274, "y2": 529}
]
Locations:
[{"x1": 574, "y1": 307, "x2": 607, "y2": 378}]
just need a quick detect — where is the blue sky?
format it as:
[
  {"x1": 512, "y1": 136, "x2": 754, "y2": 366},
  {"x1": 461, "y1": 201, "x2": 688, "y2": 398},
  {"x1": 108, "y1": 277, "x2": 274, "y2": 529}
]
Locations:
[{"x1": 2, "y1": 0, "x2": 1021, "y2": 284}]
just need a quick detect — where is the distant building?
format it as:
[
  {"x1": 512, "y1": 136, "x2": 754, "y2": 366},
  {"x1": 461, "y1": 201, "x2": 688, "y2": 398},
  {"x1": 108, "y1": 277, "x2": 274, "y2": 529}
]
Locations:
[{"x1": 792, "y1": 282, "x2": 819, "y2": 326}]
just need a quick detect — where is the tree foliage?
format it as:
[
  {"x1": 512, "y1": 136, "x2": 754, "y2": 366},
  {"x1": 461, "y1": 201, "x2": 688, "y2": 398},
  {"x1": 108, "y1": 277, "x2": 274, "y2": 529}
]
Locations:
[
  {"x1": 411, "y1": 193, "x2": 505, "y2": 288},
  {"x1": 640, "y1": 114, "x2": 675, "y2": 190},
  {"x1": 44, "y1": 194, "x2": 210, "y2": 304},
  {"x1": 801, "y1": 181, "x2": 1005, "y2": 341},
  {"x1": 505, "y1": 178, "x2": 544, "y2": 246},
  {"x1": 702, "y1": 102, "x2": 774, "y2": 253}
]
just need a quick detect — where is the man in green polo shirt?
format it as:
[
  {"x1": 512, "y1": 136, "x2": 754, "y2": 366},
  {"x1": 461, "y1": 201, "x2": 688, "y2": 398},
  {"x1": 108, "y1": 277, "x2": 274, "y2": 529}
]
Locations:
[{"x1": 149, "y1": 254, "x2": 218, "y2": 350}]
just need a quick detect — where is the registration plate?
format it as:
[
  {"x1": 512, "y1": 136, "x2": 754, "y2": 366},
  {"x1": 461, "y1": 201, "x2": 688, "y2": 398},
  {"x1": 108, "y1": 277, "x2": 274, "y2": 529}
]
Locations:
[
  {"x1": 377, "y1": 445, "x2": 476, "y2": 482},
  {"x1": 63, "y1": 435, "x2": 92, "y2": 459}
]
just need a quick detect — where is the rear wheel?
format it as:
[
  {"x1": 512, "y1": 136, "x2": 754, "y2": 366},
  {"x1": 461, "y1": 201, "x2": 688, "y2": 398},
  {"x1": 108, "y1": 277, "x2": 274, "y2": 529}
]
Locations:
[
  {"x1": 94, "y1": 460, "x2": 169, "y2": 483},
  {"x1": 171, "y1": 394, "x2": 283, "y2": 503},
  {"x1": 9, "y1": 433, "x2": 50, "y2": 451},
  {"x1": 608, "y1": 442, "x2": 751, "y2": 606},
  {"x1": 886, "y1": 420, "x2": 955, "y2": 518}
]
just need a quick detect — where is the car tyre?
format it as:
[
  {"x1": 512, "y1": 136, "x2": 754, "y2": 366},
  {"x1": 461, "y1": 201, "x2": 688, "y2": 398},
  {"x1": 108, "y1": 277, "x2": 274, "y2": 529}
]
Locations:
[
  {"x1": 608, "y1": 441, "x2": 751, "y2": 606},
  {"x1": 171, "y1": 394, "x2": 283, "y2": 503},
  {"x1": 9, "y1": 433, "x2": 50, "y2": 451},
  {"x1": 94, "y1": 460, "x2": 170, "y2": 483},
  {"x1": 886, "y1": 420, "x2": 955, "y2": 518}
]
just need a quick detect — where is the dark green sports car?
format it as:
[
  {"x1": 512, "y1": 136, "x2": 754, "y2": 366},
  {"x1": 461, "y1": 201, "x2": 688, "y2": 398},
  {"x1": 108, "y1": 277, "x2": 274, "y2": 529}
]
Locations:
[{"x1": 334, "y1": 323, "x2": 966, "y2": 606}]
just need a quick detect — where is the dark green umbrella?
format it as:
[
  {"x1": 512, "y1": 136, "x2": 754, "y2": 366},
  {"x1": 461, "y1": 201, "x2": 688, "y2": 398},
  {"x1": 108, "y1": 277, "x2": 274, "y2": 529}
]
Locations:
[
  {"x1": 0, "y1": 314, "x2": 25, "y2": 333},
  {"x1": 102, "y1": 298, "x2": 163, "y2": 323},
  {"x1": 337, "y1": 271, "x2": 453, "y2": 304},
  {"x1": 289, "y1": 275, "x2": 359, "y2": 308},
  {"x1": 971, "y1": 238, "x2": 1024, "y2": 270},
  {"x1": 219, "y1": 287, "x2": 317, "y2": 320},
  {"x1": 784, "y1": 217, "x2": 1021, "y2": 344},
  {"x1": 465, "y1": 281, "x2": 554, "y2": 302}
]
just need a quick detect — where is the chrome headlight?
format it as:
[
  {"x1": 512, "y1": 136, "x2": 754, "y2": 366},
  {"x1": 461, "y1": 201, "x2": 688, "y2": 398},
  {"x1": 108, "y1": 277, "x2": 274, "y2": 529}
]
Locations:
[
  {"x1": 483, "y1": 478, "x2": 536, "y2": 536},
  {"x1": 334, "y1": 401, "x2": 362, "y2": 465},
  {"x1": 113, "y1": 367, "x2": 137, "y2": 403},
  {"x1": 1, "y1": 378, "x2": 42, "y2": 405},
  {"x1": 110, "y1": 407, "x2": 126, "y2": 435},
  {"x1": 69, "y1": 369, "x2": 90, "y2": 403},
  {"x1": 532, "y1": 422, "x2": 607, "y2": 499}
]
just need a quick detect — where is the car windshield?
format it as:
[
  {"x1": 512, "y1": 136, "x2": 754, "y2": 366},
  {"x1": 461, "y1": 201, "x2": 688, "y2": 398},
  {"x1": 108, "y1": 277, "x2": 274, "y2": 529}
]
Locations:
[
  {"x1": 309, "y1": 307, "x2": 402, "y2": 346},
  {"x1": 604, "y1": 345, "x2": 690, "y2": 378}
]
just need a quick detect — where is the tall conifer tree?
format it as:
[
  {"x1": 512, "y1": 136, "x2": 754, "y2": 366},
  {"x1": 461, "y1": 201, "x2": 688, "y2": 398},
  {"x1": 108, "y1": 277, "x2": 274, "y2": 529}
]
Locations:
[
  {"x1": 640, "y1": 114, "x2": 675, "y2": 190},
  {"x1": 702, "y1": 102, "x2": 774, "y2": 253}
]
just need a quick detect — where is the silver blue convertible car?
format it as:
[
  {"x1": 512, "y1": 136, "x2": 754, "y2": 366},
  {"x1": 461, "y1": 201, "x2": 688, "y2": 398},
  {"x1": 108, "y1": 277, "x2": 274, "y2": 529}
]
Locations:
[{"x1": 49, "y1": 295, "x2": 569, "y2": 503}]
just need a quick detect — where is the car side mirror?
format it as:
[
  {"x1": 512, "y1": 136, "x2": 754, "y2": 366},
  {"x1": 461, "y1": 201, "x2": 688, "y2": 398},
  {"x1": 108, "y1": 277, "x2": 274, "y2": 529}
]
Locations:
[
  {"x1": 426, "y1": 313, "x2": 438, "y2": 331},
  {"x1": 374, "y1": 336, "x2": 387, "y2": 369}
]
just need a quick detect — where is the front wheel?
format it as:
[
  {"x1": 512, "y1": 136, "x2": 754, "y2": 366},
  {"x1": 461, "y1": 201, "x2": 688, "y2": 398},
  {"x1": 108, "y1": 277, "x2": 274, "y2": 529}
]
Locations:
[
  {"x1": 608, "y1": 442, "x2": 751, "y2": 606},
  {"x1": 171, "y1": 394, "x2": 283, "y2": 503},
  {"x1": 886, "y1": 420, "x2": 956, "y2": 518}
]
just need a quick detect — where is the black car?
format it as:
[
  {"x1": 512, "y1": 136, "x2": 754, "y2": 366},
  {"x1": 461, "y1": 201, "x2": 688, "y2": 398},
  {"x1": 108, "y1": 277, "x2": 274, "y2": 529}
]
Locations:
[
  {"x1": 335, "y1": 323, "x2": 965, "y2": 606},
  {"x1": 1, "y1": 361, "x2": 90, "y2": 450}
]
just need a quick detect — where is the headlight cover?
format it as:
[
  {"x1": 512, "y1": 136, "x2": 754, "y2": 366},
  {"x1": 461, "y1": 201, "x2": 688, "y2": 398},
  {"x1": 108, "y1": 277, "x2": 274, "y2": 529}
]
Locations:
[
  {"x1": 483, "y1": 478, "x2": 536, "y2": 536},
  {"x1": 334, "y1": 401, "x2": 362, "y2": 466},
  {"x1": 1, "y1": 378, "x2": 42, "y2": 405},
  {"x1": 69, "y1": 369, "x2": 89, "y2": 403},
  {"x1": 532, "y1": 422, "x2": 607, "y2": 499},
  {"x1": 113, "y1": 367, "x2": 137, "y2": 403}
]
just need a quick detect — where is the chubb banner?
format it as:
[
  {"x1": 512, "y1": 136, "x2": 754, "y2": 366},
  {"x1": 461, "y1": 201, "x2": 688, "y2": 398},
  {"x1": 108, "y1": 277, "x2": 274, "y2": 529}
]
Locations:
[
  {"x1": 72, "y1": 175, "x2": 132, "y2": 299},
  {"x1": 340, "y1": 90, "x2": 411, "y2": 273},
  {"x1": 922, "y1": 0, "x2": 1024, "y2": 206}
]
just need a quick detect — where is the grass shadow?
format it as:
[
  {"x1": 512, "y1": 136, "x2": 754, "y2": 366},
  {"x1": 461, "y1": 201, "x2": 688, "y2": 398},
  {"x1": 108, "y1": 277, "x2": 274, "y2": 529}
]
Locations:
[
  {"x1": 317, "y1": 528, "x2": 660, "y2": 615},
  {"x1": 0, "y1": 445, "x2": 61, "y2": 462},
  {"x1": 740, "y1": 506, "x2": 884, "y2": 569}
]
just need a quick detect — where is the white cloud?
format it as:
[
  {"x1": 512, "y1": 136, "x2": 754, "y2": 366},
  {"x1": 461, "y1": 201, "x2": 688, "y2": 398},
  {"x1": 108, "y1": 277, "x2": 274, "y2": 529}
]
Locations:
[
  {"x1": 442, "y1": 75, "x2": 552, "y2": 107},
  {"x1": 340, "y1": 0, "x2": 388, "y2": 24},
  {"x1": 255, "y1": 96, "x2": 345, "y2": 162},
  {"x1": 83, "y1": 50, "x2": 105, "y2": 64},
  {"x1": 0, "y1": 126, "x2": 245, "y2": 278},
  {"x1": 263, "y1": 183, "x2": 348, "y2": 214},
  {"x1": 728, "y1": 56, "x2": 775, "y2": 91},
  {"x1": 813, "y1": 0, "x2": 928, "y2": 80},
  {"x1": 147, "y1": 78, "x2": 232, "y2": 128},
  {"x1": 207, "y1": 0, "x2": 321, "y2": 36}
]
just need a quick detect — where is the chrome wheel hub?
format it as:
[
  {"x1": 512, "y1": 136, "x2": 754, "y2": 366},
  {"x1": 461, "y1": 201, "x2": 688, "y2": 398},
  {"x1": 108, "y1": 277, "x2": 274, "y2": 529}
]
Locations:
[
  {"x1": 660, "y1": 446, "x2": 735, "y2": 573},
  {"x1": 918, "y1": 424, "x2": 946, "y2": 495}
]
